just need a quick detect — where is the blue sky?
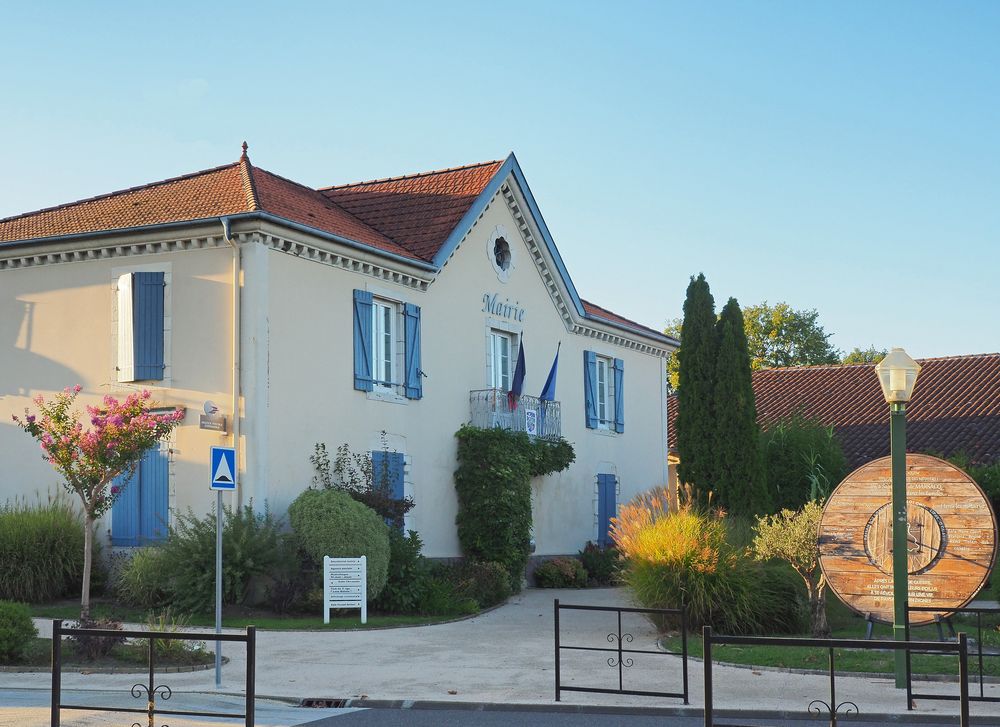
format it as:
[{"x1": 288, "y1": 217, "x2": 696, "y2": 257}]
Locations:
[{"x1": 2, "y1": 1, "x2": 997, "y2": 359}]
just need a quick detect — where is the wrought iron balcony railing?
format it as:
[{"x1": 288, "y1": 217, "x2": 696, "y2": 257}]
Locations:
[{"x1": 469, "y1": 389, "x2": 561, "y2": 440}]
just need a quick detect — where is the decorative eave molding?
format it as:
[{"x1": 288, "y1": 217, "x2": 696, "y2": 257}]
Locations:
[
  {"x1": 0, "y1": 232, "x2": 230, "y2": 270},
  {"x1": 570, "y1": 321, "x2": 671, "y2": 357}
]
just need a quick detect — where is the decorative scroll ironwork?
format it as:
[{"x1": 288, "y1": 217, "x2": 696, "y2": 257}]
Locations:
[
  {"x1": 808, "y1": 698, "x2": 858, "y2": 727},
  {"x1": 554, "y1": 599, "x2": 688, "y2": 703},
  {"x1": 469, "y1": 389, "x2": 561, "y2": 439},
  {"x1": 49, "y1": 620, "x2": 256, "y2": 727}
]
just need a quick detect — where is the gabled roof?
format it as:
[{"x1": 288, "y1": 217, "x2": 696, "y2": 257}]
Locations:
[
  {"x1": 667, "y1": 353, "x2": 1000, "y2": 467},
  {"x1": 0, "y1": 146, "x2": 670, "y2": 347}
]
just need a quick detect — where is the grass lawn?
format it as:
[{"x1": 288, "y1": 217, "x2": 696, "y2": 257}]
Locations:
[
  {"x1": 29, "y1": 600, "x2": 452, "y2": 630},
  {"x1": 2, "y1": 636, "x2": 214, "y2": 669},
  {"x1": 660, "y1": 598, "x2": 1000, "y2": 677}
]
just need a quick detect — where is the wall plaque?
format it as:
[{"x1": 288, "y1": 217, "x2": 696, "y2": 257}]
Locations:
[{"x1": 818, "y1": 454, "x2": 996, "y2": 626}]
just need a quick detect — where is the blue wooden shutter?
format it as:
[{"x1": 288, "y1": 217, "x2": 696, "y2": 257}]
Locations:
[
  {"x1": 404, "y1": 303, "x2": 422, "y2": 399},
  {"x1": 139, "y1": 448, "x2": 169, "y2": 542},
  {"x1": 132, "y1": 272, "x2": 165, "y2": 381},
  {"x1": 597, "y1": 474, "x2": 617, "y2": 546},
  {"x1": 583, "y1": 351, "x2": 598, "y2": 429},
  {"x1": 353, "y1": 290, "x2": 374, "y2": 391},
  {"x1": 613, "y1": 358, "x2": 625, "y2": 433},
  {"x1": 110, "y1": 467, "x2": 141, "y2": 546},
  {"x1": 372, "y1": 451, "x2": 406, "y2": 529}
]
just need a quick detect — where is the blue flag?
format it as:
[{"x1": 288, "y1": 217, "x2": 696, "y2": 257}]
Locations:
[
  {"x1": 508, "y1": 340, "x2": 526, "y2": 410},
  {"x1": 539, "y1": 342, "x2": 560, "y2": 401}
]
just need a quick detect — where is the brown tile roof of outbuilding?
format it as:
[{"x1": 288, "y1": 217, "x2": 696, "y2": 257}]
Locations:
[
  {"x1": 319, "y1": 160, "x2": 504, "y2": 262},
  {"x1": 667, "y1": 353, "x2": 1000, "y2": 468}
]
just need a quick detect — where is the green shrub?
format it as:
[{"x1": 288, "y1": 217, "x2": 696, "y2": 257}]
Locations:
[
  {"x1": 760, "y1": 413, "x2": 847, "y2": 512},
  {"x1": 437, "y1": 560, "x2": 512, "y2": 609},
  {"x1": 159, "y1": 504, "x2": 284, "y2": 614},
  {"x1": 264, "y1": 534, "x2": 318, "y2": 615},
  {"x1": 288, "y1": 488, "x2": 390, "y2": 599},
  {"x1": 146, "y1": 608, "x2": 203, "y2": 659},
  {"x1": 578, "y1": 542, "x2": 620, "y2": 586},
  {"x1": 115, "y1": 548, "x2": 169, "y2": 610},
  {"x1": 69, "y1": 617, "x2": 124, "y2": 660},
  {"x1": 0, "y1": 601, "x2": 37, "y2": 662},
  {"x1": 756, "y1": 562, "x2": 807, "y2": 634},
  {"x1": 533, "y1": 558, "x2": 588, "y2": 588},
  {"x1": 373, "y1": 530, "x2": 432, "y2": 614},
  {"x1": 454, "y1": 426, "x2": 575, "y2": 591},
  {"x1": 0, "y1": 498, "x2": 86, "y2": 603},
  {"x1": 417, "y1": 577, "x2": 478, "y2": 616}
]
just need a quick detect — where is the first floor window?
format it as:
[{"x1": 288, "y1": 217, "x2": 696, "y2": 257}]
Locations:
[
  {"x1": 489, "y1": 330, "x2": 513, "y2": 391},
  {"x1": 596, "y1": 356, "x2": 615, "y2": 429},
  {"x1": 372, "y1": 299, "x2": 398, "y2": 391},
  {"x1": 110, "y1": 446, "x2": 169, "y2": 546}
]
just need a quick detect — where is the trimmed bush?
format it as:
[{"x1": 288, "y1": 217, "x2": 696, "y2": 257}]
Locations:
[
  {"x1": 0, "y1": 498, "x2": 86, "y2": 603},
  {"x1": 159, "y1": 504, "x2": 284, "y2": 614},
  {"x1": 533, "y1": 558, "x2": 588, "y2": 588},
  {"x1": 757, "y1": 562, "x2": 807, "y2": 634},
  {"x1": 578, "y1": 542, "x2": 620, "y2": 586},
  {"x1": 437, "y1": 560, "x2": 512, "y2": 609},
  {"x1": 760, "y1": 413, "x2": 847, "y2": 511},
  {"x1": 0, "y1": 601, "x2": 37, "y2": 662},
  {"x1": 288, "y1": 488, "x2": 390, "y2": 599},
  {"x1": 373, "y1": 530, "x2": 432, "y2": 614},
  {"x1": 115, "y1": 548, "x2": 169, "y2": 610},
  {"x1": 454, "y1": 425, "x2": 574, "y2": 591}
]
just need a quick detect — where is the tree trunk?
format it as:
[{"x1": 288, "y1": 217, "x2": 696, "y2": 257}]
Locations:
[
  {"x1": 81, "y1": 513, "x2": 94, "y2": 620},
  {"x1": 809, "y1": 583, "x2": 830, "y2": 637}
]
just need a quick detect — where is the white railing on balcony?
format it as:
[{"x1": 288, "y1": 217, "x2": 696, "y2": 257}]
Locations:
[{"x1": 469, "y1": 389, "x2": 562, "y2": 440}]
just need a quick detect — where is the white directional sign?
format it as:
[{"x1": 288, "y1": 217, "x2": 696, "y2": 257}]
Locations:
[
  {"x1": 323, "y1": 555, "x2": 367, "y2": 624},
  {"x1": 210, "y1": 446, "x2": 236, "y2": 491}
]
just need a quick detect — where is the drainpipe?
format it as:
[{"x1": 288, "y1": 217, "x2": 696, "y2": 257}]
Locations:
[{"x1": 221, "y1": 217, "x2": 242, "y2": 507}]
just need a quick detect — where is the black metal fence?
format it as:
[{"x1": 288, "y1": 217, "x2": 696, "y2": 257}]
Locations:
[
  {"x1": 702, "y1": 626, "x2": 970, "y2": 727},
  {"x1": 554, "y1": 599, "x2": 688, "y2": 702},
  {"x1": 50, "y1": 619, "x2": 256, "y2": 727},
  {"x1": 907, "y1": 602, "x2": 1000, "y2": 705}
]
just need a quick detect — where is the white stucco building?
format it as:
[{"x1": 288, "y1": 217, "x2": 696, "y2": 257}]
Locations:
[{"x1": 0, "y1": 147, "x2": 677, "y2": 562}]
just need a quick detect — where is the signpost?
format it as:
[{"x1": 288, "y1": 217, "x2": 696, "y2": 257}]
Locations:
[
  {"x1": 323, "y1": 556, "x2": 367, "y2": 625},
  {"x1": 210, "y1": 446, "x2": 236, "y2": 688},
  {"x1": 818, "y1": 454, "x2": 997, "y2": 626}
]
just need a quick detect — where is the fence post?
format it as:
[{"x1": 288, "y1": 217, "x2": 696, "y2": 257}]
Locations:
[
  {"x1": 50, "y1": 619, "x2": 62, "y2": 727},
  {"x1": 245, "y1": 626, "x2": 256, "y2": 727},
  {"x1": 703, "y1": 626, "x2": 712, "y2": 727},
  {"x1": 959, "y1": 632, "x2": 969, "y2": 727},
  {"x1": 681, "y1": 605, "x2": 689, "y2": 705},
  {"x1": 904, "y1": 601, "x2": 913, "y2": 710},
  {"x1": 553, "y1": 599, "x2": 560, "y2": 702}
]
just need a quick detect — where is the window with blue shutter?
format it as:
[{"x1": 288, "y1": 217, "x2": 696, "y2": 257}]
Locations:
[
  {"x1": 404, "y1": 303, "x2": 422, "y2": 399},
  {"x1": 111, "y1": 446, "x2": 169, "y2": 546},
  {"x1": 612, "y1": 358, "x2": 625, "y2": 433},
  {"x1": 133, "y1": 272, "x2": 165, "y2": 380},
  {"x1": 583, "y1": 351, "x2": 598, "y2": 429},
  {"x1": 353, "y1": 290, "x2": 374, "y2": 391},
  {"x1": 597, "y1": 474, "x2": 617, "y2": 546},
  {"x1": 372, "y1": 450, "x2": 406, "y2": 529}
]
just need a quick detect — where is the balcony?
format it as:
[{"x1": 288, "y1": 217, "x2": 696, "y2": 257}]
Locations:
[{"x1": 469, "y1": 389, "x2": 562, "y2": 440}]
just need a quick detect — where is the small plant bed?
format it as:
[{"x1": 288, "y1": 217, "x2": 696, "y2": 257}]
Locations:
[
  {"x1": 29, "y1": 601, "x2": 469, "y2": 631},
  {"x1": 660, "y1": 599, "x2": 1000, "y2": 677},
  {"x1": 2, "y1": 637, "x2": 214, "y2": 670}
]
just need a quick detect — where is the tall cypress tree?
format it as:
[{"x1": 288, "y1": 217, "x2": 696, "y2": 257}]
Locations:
[
  {"x1": 675, "y1": 273, "x2": 717, "y2": 504},
  {"x1": 713, "y1": 298, "x2": 769, "y2": 515}
]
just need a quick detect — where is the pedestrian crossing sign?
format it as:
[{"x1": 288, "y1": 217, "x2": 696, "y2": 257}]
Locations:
[{"x1": 210, "y1": 446, "x2": 236, "y2": 490}]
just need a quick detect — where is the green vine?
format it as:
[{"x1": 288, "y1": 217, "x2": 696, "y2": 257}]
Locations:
[{"x1": 453, "y1": 425, "x2": 575, "y2": 590}]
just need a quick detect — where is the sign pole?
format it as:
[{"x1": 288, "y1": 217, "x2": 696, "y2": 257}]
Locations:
[{"x1": 215, "y1": 488, "x2": 222, "y2": 688}]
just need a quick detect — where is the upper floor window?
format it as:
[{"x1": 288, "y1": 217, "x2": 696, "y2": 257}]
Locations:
[
  {"x1": 489, "y1": 329, "x2": 513, "y2": 391},
  {"x1": 116, "y1": 271, "x2": 166, "y2": 383},
  {"x1": 584, "y1": 351, "x2": 624, "y2": 432},
  {"x1": 353, "y1": 290, "x2": 422, "y2": 400},
  {"x1": 372, "y1": 298, "x2": 398, "y2": 392},
  {"x1": 595, "y1": 356, "x2": 614, "y2": 429}
]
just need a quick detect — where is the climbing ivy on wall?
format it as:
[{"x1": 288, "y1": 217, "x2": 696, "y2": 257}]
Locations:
[{"x1": 454, "y1": 425, "x2": 575, "y2": 591}]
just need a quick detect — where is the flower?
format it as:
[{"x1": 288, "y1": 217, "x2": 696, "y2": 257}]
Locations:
[{"x1": 110, "y1": 485, "x2": 120, "y2": 495}]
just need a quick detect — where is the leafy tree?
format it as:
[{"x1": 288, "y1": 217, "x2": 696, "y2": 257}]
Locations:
[
  {"x1": 663, "y1": 318, "x2": 683, "y2": 391},
  {"x1": 841, "y1": 346, "x2": 887, "y2": 365},
  {"x1": 675, "y1": 274, "x2": 718, "y2": 502},
  {"x1": 742, "y1": 302, "x2": 840, "y2": 370},
  {"x1": 753, "y1": 501, "x2": 829, "y2": 637},
  {"x1": 760, "y1": 413, "x2": 847, "y2": 511},
  {"x1": 713, "y1": 299, "x2": 769, "y2": 515},
  {"x1": 13, "y1": 387, "x2": 184, "y2": 617}
]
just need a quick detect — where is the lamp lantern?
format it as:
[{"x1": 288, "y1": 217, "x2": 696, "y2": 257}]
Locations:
[{"x1": 875, "y1": 348, "x2": 921, "y2": 404}]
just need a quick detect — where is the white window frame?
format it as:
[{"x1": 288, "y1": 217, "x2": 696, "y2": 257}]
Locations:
[
  {"x1": 488, "y1": 329, "x2": 514, "y2": 391},
  {"x1": 595, "y1": 355, "x2": 615, "y2": 430},
  {"x1": 371, "y1": 298, "x2": 398, "y2": 394}
]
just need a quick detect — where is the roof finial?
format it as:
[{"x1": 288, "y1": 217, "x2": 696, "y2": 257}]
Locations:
[{"x1": 240, "y1": 141, "x2": 249, "y2": 161}]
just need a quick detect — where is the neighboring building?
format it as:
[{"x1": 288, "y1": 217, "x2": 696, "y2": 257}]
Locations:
[
  {"x1": 668, "y1": 353, "x2": 1000, "y2": 478},
  {"x1": 0, "y1": 147, "x2": 677, "y2": 561}
]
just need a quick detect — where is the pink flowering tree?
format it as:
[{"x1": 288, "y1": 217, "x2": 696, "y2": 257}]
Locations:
[{"x1": 13, "y1": 386, "x2": 184, "y2": 618}]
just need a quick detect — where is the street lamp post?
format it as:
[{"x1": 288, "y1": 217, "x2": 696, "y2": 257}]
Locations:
[{"x1": 874, "y1": 348, "x2": 921, "y2": 689}]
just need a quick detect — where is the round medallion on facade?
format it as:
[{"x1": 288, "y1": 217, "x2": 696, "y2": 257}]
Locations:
[
  {"x1": 818, "y1": 453, "x2": 996, "y2": 626},
  {"x1": 487, "y1": 225, "x2": 515, "y2": 283}
]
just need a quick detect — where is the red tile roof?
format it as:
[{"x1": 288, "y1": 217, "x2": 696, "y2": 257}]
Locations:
[
  {"x1": 0, "y1": 149, "x2": 666, "y2": 343},
  {"x1": 667, "y1": 353, "x2": 1000, "y2": 467},
  {"x1": 320, "y1": 160, "x2": 504, "y2": 262}
]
